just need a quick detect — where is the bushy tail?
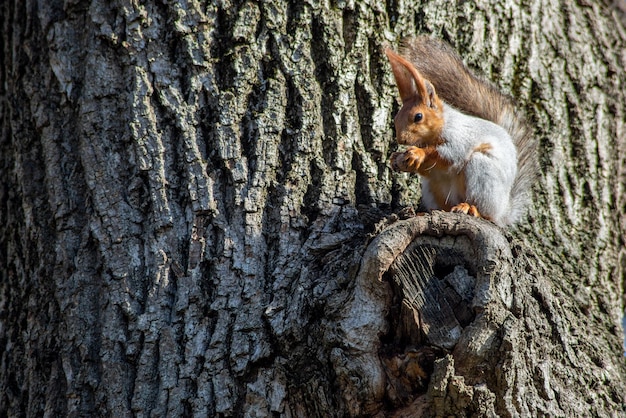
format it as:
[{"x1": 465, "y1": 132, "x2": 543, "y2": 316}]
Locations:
[{"x1": 400, "y1": 36, "x2": 536, "y2": 225}]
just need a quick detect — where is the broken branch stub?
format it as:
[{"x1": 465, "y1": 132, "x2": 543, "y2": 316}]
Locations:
[
  {"x1": 376, "y1": 211, "x2": 514, "y2": 346},
  {"x1": 336, "y1": 211, "x2": 515, "y2": 414}
]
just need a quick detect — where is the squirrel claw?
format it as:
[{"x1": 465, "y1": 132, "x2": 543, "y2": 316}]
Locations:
[{"x1": 451, "y1": 202, "x2": 481, "y2": 218}]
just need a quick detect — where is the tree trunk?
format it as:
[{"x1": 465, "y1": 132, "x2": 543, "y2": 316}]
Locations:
[{"x1": 1, "y1": 0, "x2": 625, "y2": 417}]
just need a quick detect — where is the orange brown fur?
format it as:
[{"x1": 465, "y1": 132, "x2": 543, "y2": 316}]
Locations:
[
  {"x1": 473, "y1": 142, "x2": 493, "y2": 154},
  {"x1": 429, "y1": 175, "x2": 465, "y2": 211},
  {"x1": 395, "y1": 101, "x2": 445, "y2": 147}
]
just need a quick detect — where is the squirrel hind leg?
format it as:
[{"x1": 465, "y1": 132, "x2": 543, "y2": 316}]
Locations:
[{"x1": 450, "y1": 202, "x2": 482, "y2": 218}]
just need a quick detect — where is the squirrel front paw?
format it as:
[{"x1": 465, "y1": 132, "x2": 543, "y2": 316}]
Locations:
[{"x1": 391, "y1": 147, "x2": 425, "y2": 172}]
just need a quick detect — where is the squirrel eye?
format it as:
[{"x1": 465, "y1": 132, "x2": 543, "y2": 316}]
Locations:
[{"x1": 413, "y1": 113, "x2": 423, "y2": 123}]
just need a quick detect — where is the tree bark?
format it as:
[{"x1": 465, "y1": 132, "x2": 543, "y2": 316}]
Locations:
[{"x1": 1, "y1": 0, "x2": 625, "y2": 417}]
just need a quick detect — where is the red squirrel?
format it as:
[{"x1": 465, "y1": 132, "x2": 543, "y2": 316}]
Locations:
[{"x1": 385, "y1": 37, "x2": 535, "y2": 226}]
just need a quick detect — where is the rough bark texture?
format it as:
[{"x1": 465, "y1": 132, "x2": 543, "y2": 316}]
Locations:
[{"x1": 1, "y1": 0, "x2": 625, "y2": 417}]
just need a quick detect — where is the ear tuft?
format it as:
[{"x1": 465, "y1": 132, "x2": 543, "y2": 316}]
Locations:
[
  {"x1": 385, "y1": 48, "x2": 431, "y2": 105},
  {"x1": 385, "y1": 48, "x2": 417, "y2": 103}
]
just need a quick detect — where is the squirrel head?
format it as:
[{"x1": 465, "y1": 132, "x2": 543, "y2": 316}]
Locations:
[{"x1": 385, "y1": 47, "x2": 444, "y2": 147}]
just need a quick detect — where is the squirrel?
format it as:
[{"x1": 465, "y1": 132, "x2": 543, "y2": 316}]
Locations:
[{"x1": 385, "y1": 36, "x2": 535, "y2": 226}]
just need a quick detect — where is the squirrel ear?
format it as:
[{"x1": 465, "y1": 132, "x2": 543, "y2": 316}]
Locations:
[
  {"x1": 385, "y1": 48, "x2": 417, "y2": 102},
  {"x1": 424, "y1": 80, "x2": 437, "y2": 109},
  {"x1": 385, "y1": 47, "x2": 430, "y2": 104}
]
